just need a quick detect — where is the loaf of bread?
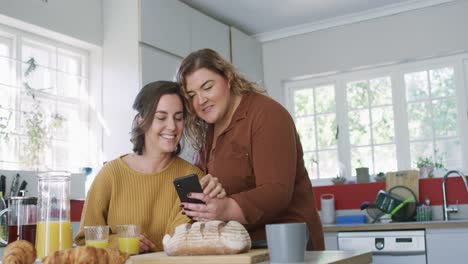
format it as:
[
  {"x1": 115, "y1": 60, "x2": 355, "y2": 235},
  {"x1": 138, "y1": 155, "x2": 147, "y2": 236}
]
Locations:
[
  {"x1": 41, "y1": 246, "x2": 129, "y2": 264},
  {"x1": 163, "y1": 220, "x2": 251, "y2": 256},
  {"x1": 2, "y1": 240, "x2": 37, "y2": 264}
]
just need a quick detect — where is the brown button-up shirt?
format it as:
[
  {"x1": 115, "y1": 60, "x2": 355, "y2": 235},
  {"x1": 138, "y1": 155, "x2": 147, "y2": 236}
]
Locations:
[{"x1": 196, "y1": 92, "x2": 324, "y2": 250}]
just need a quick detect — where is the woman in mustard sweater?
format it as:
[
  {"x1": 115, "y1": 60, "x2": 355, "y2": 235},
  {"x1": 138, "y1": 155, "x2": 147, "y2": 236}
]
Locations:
[{"x1": 74, "y1": 81, "x2": 225, "y2": 253}]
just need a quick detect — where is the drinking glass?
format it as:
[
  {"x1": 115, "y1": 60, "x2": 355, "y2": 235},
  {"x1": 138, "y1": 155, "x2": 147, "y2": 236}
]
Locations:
[
  {"x1": 84, "y1": 225, "x2": 109, "y2": 248},
  {"x1": 116, "y1": 224, "x2": 139, "y2": 255}
]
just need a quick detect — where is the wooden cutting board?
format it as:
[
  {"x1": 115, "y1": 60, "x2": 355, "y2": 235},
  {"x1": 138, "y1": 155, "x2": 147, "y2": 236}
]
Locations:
[
  {"x1": 386, "y1": 170, "x2": 419, "y2": 200},
  {"x1": 127, "y1": 249, "x2": 269, "y2": 264}
]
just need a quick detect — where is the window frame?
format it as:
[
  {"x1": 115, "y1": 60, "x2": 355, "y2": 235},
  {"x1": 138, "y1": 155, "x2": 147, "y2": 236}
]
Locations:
[
  {"x1": 0, "y1": 22, "x2": 101, "y2": 172},
  {"x1": 286, "y1": 54, "x2": 468, "y2": 186}
]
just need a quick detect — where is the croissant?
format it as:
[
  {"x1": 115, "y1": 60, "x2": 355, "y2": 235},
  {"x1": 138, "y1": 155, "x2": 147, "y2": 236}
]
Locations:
[
  {"x1": 41, "y1": 246, "x2": 129, "y2": 264},
  {"x1": 163, "y1": 220, "x2": 251, "y2": 256},
  {"x1": 2, "y1": 240, "x2": 37, "y2": 264}
]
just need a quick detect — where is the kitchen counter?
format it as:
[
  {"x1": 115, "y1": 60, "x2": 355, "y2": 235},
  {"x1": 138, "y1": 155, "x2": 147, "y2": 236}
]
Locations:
[
  {"x1": 323, "y1": 219, "x2": 468, "y2": 232},
  {"x1": 128, "y1": 250, "x2": 372, "y2": 264},
  {"x1": 259, "y1": 250, "x2": 371, "y2": 264}
]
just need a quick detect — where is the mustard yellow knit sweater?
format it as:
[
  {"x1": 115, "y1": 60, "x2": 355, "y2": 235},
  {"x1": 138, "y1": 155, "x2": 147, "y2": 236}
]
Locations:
[{"x1": 74, "y1": 155, "x2": 204, "y2": 252}]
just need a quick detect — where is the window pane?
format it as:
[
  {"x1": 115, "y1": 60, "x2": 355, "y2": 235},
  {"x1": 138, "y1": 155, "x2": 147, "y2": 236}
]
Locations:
[
  {"x1": 347, "y1": 80, "x2": 368, "y2": 109},
  {"x1": 374, "y1": 144, "x2": 397, "y2": 174},
  {"x1": 369, "y1": 77, "x2": 392, "y2": 106},
  {"x1": 372, "y1": 106, "x2": 394, "y2": 144},
  {"x1": 22, "y1": 43, "x2": 55, "y2": 69},
  {"x1": 318, "y1": 150, "x2": 338, "y2": 179},
  {"x1": 430, "y1": 67, "x2": 455, "y2": 98},
  {"x1": 303, "y1": 152, "x2": 317, "y2": 180},
  {"x1": 58, "y1": 53, "x2": 81, "y2": 75},
  {"x1": 348, "y1": 109, "x2": 370, "y2": 146},
  {"x1": 407, "y1": 102, "x2": 432, "y2": 140},
  {"x1": 294, "y1": 89, "x2": 314, "y2": 116},
  {"x1": 0, "y1": 134, "x2": 18, "y2": 162},
  {"x1": 0, "y1": 84, "x2": 17, "y2": 110},
  {"x1": 315, "y1": 85, "x2": 335, "y2": 113},
  {"x1": 0, "y1": 56, "x2": 12, "y2": 86},
  {"x1": 433, "y1": 98, "x2": 457, "y2": 137},
  {"x1": 351, "y1": 147, "x2": 373, "y2": 173},
  {"x1": 57, "y1": 72, "x2": 83, "y2": 98},
  {"x1": 435, "y1": 139, "x2": 461, "y2": 169},
  {"x1": 296, "y1": 116, "x2": 315, "y2": 151},
  {"x1": 405, "y1": 71, "x2": 429, "y2": 101},
  {"x1": 316, "y1": 114, "x2": 337, "y2": 148},
  {"x1": 22, "y1": 62, "x2": 57, "y2": 96},
  {"x1": 410, "y1": 141, "x2": 433, "y2": 168}
]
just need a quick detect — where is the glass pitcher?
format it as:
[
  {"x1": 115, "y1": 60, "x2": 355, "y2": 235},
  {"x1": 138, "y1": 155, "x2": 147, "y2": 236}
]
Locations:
[
  {"x1": 0, "y1": 196, "x2": 37, "y2": 245},
  {"x1": 36, "y1": 171, "x2": 73, "y2": 258}
]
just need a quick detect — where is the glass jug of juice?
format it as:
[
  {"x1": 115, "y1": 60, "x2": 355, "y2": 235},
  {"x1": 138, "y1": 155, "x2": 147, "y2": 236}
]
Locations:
[{"x1": 36, "y1": 171, "x2": 72, "y2": 258}]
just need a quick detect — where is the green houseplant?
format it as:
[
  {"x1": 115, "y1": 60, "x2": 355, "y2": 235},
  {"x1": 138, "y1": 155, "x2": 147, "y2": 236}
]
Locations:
[
  {"x1": 21, "y1": 58, "x2": 65, "y2": 170},
  {"x1": 416, "y1": 155, "x2": 444, "y2": 178}
]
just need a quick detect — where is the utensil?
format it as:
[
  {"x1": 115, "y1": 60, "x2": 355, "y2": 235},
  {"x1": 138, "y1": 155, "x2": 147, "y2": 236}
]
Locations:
[
  {"x1": 18, "y1": 180, "x2": 27, "y2": 196},
  {"x1": 9, "y1": 173, "x2": 20, "y2": 198}
]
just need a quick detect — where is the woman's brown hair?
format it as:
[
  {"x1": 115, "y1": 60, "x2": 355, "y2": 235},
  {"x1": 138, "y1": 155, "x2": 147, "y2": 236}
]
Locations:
[
  {"x1": 130, "y1": 81, "x2": 188, "y2": 155},
  {"x1": 176, "y1": 48, "x2": 266, "y2": 152}
]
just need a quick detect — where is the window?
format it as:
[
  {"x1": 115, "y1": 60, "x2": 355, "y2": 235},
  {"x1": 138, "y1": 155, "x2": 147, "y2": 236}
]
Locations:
[
  {"x1": 292, "y1": 84, "x2": 338, "y2": 179},
  {"x1": 0, "y1": 25, "x2": 95, "y2": 172},
  {"x1": 404, "y1": 67, "x2": 460, "y2": 169},
  {"x1": 346, "y1": 77, "x2": 397, "y2": 175},
  {"x1": 287, "y1": 55, "x2": 468, "y2": 182}
]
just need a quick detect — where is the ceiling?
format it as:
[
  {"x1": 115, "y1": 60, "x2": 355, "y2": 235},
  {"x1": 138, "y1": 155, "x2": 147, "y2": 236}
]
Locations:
[{"x1": 181, "y1": 0, "x2": 453, "y2": 41}]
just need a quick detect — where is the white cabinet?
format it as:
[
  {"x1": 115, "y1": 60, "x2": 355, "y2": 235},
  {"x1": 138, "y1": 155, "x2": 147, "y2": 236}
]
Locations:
[
  {"x1": 324, "y1": 232, "x2": 338, "y2": 250},
  {"x1": 426, "y1": 227, "x2": 468, "y2": 264},
  {"x1": 230, "y1": 27, "x2": 264, "y2": 84},
  {"x1": 190, "y1": 9, "x2": 230, "y2": 61},
  {"x1": 140, "y1": 0, "x2": 191, "y2": 57},
  {"x1": 140, "y1": 44, "x2": 181, "y2": 86}
]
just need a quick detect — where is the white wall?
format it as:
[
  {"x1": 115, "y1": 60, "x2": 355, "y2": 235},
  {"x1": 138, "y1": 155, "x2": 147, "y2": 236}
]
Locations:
[
  {"x1": 101, "y1": 0, "x2": 140, "y2": 161},
  {"x1": 262, "y1": 1, "x2": 468, "y2": 105},
  {"x1": 0, "y1": 0, "x2": 102, "y2": 45}
]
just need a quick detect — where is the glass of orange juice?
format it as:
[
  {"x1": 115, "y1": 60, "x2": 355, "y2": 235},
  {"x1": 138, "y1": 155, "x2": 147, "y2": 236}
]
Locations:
[
  {"x1": 116, "y1": 224, "x2": 140, "y2": 255},
  {"x1": 84, "y1": 225, "x2": 109, "y2": 248}
]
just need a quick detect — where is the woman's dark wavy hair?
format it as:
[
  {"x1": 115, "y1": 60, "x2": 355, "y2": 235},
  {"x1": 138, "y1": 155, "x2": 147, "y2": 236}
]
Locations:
[{"x1": 130, "y1": 81, "x2": 188, "y2": 156}]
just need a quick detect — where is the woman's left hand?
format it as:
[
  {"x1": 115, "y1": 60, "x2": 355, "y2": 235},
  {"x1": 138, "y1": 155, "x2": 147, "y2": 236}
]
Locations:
[{"x1": 181, "y1": 193, "x2": 230, "y2": 222}]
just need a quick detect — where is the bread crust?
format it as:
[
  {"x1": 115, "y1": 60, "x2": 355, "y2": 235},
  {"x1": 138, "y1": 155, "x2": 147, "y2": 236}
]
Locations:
[
  {"x1": 163, "y1": 220, "x2": 251, "y2": 256},
  {"x1": 2, "y1": 240, "x2": 37, "y2": 264},
  {"x1": 41, "y1": 246, "x2": 129, "y2": 264}
]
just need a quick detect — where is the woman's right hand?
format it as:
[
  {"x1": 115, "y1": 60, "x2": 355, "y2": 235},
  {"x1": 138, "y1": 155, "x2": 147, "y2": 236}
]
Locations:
[{"x1": 200, "y1": 174, "x2": 226, "y2": 198}]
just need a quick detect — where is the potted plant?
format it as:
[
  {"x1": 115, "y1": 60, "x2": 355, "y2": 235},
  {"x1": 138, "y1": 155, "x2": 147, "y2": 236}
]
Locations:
[
  {"x1": 355, "y1": 159, "x2": 370, "y2": 183},
  {"x1": 416, "y1": 155, "x2": 444, "y2": 178}
]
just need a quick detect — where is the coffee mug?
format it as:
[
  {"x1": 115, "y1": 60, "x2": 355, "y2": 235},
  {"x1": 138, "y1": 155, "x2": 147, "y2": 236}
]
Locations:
[{"x1": 266, "y1": 222, "x2": 308, "y2": 263}]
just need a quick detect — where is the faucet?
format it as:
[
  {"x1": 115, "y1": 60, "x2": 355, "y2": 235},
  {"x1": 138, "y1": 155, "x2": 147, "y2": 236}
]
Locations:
[{"x1": 442, "y1": 170, "x2": 468, "y2": 221}]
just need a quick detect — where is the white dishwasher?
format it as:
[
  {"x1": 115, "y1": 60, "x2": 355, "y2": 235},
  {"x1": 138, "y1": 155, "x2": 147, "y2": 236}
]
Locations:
[{"x1": 338, "y1": 230, "x2": 426, "y2": 264}]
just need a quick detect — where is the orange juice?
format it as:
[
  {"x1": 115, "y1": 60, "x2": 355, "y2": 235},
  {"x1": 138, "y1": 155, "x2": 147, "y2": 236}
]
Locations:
[
  {"x1": 86, "y1": 239, "x2": 109, "y2": 248},
  {"x1": 118, "y1": 237, "x2": 139, "y2": 255},
  {"x1": 36, "y1": 221, "x2": 73, "y2": 258}
]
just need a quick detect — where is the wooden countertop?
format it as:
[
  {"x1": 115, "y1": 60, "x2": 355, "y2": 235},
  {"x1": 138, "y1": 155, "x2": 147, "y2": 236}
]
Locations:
[
  {"x1": 127, "y1": 249, "x2": 372, "y2": 264},
  {"x1": 258, "y1": 250, "x2": 372, "y2": 264},
  {"x1": 323, "y1": 219, "x2": 468, "y2": 232}
]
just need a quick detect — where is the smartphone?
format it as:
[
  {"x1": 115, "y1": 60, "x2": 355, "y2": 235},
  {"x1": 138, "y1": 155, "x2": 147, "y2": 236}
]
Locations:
[{"x1": 173, "y1": 174, "x2": 205, "y2": 204}]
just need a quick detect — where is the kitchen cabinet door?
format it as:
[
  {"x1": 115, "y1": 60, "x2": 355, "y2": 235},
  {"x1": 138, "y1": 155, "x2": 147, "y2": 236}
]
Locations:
[
  {"x1": 230, "y1": 27, "x2": 264, "y2": 85},
  {"x1": 140, "y1": 44, "x2": 181, "y2": 86},
  {"x1": 190, "y1": 9, "x2": 230, "y2": 61},
  {"x1": 140, "y1": 0, "x2": 191, "y2": 57},
  {"x1": 324, "y1": 231, "x2": 338, "y2": 250},
  {"x1": 426, "y1": 227, "x2": 468, "y2": 264}
]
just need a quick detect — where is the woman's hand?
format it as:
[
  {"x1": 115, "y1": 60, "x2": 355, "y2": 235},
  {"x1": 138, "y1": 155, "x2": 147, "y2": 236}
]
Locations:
[
  {"x1": 139, "y1": 234, "x2": 155, "y2": 253},
  {"x1": 200, "y1": 174, "x2": 226, "y2": 198},
  {"x1": 181, "y1": 193, "x2": 230, "y2": 222}
]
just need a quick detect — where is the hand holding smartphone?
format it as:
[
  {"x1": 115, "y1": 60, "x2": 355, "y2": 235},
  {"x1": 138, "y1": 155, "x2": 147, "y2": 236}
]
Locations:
[{"x1": 173, "y1": 174, "x2": 205, "y2": 204}]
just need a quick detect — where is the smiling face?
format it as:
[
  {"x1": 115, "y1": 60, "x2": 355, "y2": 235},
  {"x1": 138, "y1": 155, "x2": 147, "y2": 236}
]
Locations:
[
  {"x1": 185, "y1": 68, "x2": 232, "y2": 125},
  {"x1": 144, "y1": 94, "x2": 184, "y2": 154}
]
